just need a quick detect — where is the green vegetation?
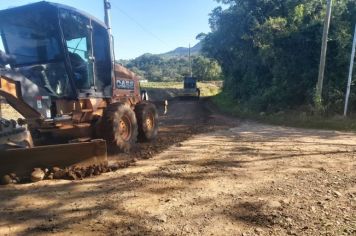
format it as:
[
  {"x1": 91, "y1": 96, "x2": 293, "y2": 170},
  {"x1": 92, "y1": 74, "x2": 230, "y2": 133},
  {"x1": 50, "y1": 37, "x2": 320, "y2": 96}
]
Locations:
[
  {"x1": 192, "y1": 56, "x2": 222, "y2": 82},
  {"x1": 119, "y1": 50, "x2": 222, "y2": 82},
  {"x1": 141, "y1": 81, "x2": 222, "y2": 97},
  {"x1": 202, "y1": 0, "x2": 356, "y2": 115},
  {"x1": 213, "y1": 92, "x2": 356, "y2": 132}
]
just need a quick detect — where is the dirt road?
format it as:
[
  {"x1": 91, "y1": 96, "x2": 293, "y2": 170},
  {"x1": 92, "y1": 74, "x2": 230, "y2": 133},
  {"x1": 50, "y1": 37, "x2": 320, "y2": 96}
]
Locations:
[{"x1": 0, "y1": 99, "x2": 355, "y2": 236}]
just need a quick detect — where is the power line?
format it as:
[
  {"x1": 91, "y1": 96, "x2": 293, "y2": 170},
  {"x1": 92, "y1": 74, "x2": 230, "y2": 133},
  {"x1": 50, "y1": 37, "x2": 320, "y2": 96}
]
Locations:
[{"x1": 110, "y1": 2, "x2": 170, "y2": 47}]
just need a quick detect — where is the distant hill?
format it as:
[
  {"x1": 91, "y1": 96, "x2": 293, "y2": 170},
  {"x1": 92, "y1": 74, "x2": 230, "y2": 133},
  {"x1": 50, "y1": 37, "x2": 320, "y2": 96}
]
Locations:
[
  {"x1": 159, "y1": 42, "x2": 202, "y2": 58},
  {"x1": 117, "y1": 42, "x2": 211, "y2": 82}
]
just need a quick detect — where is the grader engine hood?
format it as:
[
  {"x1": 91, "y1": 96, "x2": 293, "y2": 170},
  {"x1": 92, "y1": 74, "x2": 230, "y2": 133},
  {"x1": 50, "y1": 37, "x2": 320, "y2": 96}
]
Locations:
[{"x1": 113, "y1": 64, "x2": 141, "y2": 103}]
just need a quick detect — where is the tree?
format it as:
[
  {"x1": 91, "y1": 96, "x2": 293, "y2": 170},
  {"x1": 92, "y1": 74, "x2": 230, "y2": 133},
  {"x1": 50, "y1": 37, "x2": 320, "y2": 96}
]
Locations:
[
  {"x1": 122, "y1": 53, "x2": 222, "y2": 82},
  {"x1": 201, "y1": 0, "x2": 356, "y2": 113},
  {"x1": 192, "y1": 56, "x2": 222, "y2": 81}
]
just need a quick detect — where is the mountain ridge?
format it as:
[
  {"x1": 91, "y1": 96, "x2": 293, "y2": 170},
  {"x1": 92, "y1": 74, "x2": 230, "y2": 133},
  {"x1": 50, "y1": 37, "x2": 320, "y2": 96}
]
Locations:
[{"x1": 158, "y1": 42, "x2": 202, "y2": 58}]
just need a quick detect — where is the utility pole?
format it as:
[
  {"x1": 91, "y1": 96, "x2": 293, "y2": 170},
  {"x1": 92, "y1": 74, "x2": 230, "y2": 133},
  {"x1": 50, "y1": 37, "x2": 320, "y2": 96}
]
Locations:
[
  {"x1": 344, "y1": 24, "x2": 356, "y2": 117},
  {"x1": 189, "y1": 44, "x2": 192, "y2": 77},
  {"x1": 315, "y1": 0, "x2": 333, "y2": 109}
]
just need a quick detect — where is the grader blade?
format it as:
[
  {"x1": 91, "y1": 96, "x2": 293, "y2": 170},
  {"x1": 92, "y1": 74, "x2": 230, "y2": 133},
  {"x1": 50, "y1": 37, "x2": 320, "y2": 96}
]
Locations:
[{"x1": 0, "y1": 140, "x2": 107, "y2": 178}]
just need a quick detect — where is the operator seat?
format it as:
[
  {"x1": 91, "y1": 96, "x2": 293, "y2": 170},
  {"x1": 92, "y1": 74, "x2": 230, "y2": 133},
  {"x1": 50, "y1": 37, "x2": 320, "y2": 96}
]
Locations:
[{"x1": 68, "y1": 52, "x2": 89, "y2": 89}]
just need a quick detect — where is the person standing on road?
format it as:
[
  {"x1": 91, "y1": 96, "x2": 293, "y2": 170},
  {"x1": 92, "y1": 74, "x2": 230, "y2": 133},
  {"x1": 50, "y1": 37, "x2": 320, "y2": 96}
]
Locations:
[{"x1": 164, "y1": 100, "x2": 168, "y2": 115}]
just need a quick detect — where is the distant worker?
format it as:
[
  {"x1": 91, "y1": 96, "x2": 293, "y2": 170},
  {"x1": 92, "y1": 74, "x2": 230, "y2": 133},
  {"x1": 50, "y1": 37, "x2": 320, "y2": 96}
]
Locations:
[
  {"x1": 164, "y1": 100, "x2": 168, "y2": 115},
  {"x1": 141, "y1": 90, "x2": 149, "y2": 101}
]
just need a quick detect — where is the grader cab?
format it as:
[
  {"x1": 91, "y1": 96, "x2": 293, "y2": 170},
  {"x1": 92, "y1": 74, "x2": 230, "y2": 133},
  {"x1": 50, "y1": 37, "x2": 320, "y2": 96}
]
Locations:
[{"x1": 0, "y1": 2, "x2": 158, "y2": 178}]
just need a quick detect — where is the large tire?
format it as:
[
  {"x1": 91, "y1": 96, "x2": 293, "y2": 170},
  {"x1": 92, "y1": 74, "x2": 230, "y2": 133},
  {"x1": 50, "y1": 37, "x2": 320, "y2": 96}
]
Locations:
[
  {"x1": 135, "y1": 102, "x2": 158, "y2": 142},
  {"x1": 99, "y1": 103, "x2": 138, "y2": 153}
]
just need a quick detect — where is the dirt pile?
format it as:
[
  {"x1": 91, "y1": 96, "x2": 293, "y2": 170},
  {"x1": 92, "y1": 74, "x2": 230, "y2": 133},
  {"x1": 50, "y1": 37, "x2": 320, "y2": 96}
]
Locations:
[{"x1": 1, "y1": 164, "x2": 116, "y2": 185}]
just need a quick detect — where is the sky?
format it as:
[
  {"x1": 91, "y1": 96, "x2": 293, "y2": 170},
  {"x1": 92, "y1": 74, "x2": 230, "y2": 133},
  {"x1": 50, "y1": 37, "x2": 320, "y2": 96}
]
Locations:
[{"x1": 0, "y1": 0, "x2": 220, "y2": 59}]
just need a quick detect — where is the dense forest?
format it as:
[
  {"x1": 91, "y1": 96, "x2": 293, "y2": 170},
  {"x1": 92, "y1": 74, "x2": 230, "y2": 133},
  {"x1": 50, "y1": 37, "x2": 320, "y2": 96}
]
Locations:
[
  {"x1": 119, "y1": 49, "x2": 222, "y2": 82},
  {"x1": 201, "y1": 0, "x2": 356, "y2": 114}
]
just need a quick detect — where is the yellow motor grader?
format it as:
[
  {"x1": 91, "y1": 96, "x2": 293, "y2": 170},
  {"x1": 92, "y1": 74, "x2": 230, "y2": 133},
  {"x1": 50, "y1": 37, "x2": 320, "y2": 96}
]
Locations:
[{"x1": 0, "y1": 1, "x2": 158, "y2": 178}]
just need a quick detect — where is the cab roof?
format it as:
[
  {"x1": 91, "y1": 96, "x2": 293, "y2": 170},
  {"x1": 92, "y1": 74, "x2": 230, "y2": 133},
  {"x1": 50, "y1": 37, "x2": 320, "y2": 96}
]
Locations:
[{"x1": 0, "y1": 1, "x2": 107, "y2": 28}]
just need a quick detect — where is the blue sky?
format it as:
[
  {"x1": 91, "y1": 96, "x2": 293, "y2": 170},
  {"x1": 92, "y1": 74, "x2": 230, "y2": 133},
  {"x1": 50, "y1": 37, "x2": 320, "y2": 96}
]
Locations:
[{"x1": 0, "y1": 0, "x2": 219, "y2": 59}]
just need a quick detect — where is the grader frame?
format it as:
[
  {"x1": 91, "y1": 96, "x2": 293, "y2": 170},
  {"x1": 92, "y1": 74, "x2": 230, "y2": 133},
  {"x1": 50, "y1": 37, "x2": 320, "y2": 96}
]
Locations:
[{"x1": 0, "y1": 1, "x2": 158, "y2": 179}]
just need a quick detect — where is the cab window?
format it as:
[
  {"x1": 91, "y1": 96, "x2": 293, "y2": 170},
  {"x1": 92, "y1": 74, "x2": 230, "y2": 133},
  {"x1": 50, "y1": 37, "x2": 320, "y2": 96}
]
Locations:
[
  {"x1": 60, "y1": 9, "x2": 94, "y2": 90},
  {"x1": 92, "y1": 22, "x2": 112, "y2": 96}
]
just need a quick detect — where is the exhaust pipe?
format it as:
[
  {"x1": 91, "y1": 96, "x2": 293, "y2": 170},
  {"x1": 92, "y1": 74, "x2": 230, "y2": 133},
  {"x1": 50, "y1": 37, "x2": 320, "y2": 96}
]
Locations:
[
  {"x1": 104, "y1": 0, "x2": 115, "y2": 64},
  {"x1": 104, "y1": 0, "x2": 112, "y2": 36}
]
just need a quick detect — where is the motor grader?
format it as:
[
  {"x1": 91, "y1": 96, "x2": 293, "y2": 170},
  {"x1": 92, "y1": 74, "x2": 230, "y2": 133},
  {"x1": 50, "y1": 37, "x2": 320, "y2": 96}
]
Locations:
[
  {"x1": 0, "y1": 1, "x2": 158, "y2": 178},
  {"x1": 180, "y1": 76, "x2": 200, "y2": 100}
]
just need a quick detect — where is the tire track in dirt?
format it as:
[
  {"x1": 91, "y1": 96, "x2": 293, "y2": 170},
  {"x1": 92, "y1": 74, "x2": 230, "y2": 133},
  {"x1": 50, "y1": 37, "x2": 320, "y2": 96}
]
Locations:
[{"x1": 0, "y1": 99, "x2": 355, "y2": 235}]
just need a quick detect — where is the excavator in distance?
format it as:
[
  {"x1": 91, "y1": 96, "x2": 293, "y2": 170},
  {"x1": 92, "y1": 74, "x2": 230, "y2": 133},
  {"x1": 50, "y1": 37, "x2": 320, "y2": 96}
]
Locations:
[{"x1": 0, "y1": 1, "x2": 159, "y2": 178}]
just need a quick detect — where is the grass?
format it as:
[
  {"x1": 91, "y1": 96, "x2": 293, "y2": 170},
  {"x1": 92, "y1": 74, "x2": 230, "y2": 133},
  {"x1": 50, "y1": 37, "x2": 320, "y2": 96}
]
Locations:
[
  {"x1": 140, "y1": 81, "x2": 222, "y2": 97},
  {"x1": 141, "y1": 82, "x2": 182, "y2": 89},
  {"x1": 212, "y1": 92, "x2": 356, "y2": 132}
]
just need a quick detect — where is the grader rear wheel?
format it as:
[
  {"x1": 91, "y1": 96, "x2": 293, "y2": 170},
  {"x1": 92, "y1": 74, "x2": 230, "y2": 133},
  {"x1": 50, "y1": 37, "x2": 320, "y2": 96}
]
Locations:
[
  {"x1": 135, "y1": 102, "x2": 158, "y2": 142},
  {"x1": 100, "y1": 104, "x2": 138, "y2": 153}
]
